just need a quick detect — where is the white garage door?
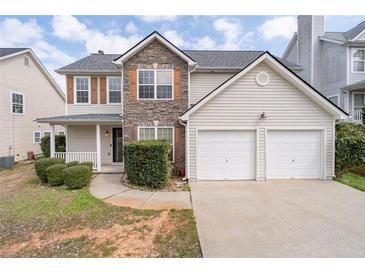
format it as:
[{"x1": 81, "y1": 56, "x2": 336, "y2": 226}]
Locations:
[
  {"x1": 267, "y1": 130, "x2": 322, "y2": 179},
  {"x1": 197, "y1": 130, "x2": 256, "y2": 180}
]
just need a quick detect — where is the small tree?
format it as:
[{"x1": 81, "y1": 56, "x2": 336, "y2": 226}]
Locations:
[{"x1": 40, "y1": 135, "x2": 66, "y2": 157}]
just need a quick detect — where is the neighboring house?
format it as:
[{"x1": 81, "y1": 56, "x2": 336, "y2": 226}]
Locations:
[
  {"x1": 282, "y1": 15, "x2": 365, "y2": 123},
  {"x1": 37, "y1": 32, "x2": 346, "y2": 182},
  {"x1": 0, "y1": 48, "x2": 65, "y2": 161}
]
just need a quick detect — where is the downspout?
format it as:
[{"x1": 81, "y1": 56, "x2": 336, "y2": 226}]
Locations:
[{"x1": 179, "y1": 118, "x2": 188, "y2": 182}]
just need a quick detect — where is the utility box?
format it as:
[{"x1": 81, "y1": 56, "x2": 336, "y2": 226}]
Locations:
[{"x1": 0, "y1": 156, "x2": 15, "y2": 168}]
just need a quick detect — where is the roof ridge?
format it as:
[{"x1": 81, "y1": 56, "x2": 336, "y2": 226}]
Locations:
[{"x1": 183, "y1": 49, "x2": 264, "y2": 52}]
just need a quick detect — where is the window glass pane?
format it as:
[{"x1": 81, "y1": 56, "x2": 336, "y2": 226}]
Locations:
[
  {"x1": 353, "y1": 49, "x2": 365, "y2": 61},
  {"x1": 139, "y1": 85, "x2": 154, "y2": 99},
  {"x1": 157, "y1": 85, "x2": 172, "y2": 99},
  {"x1": 353, "y1": 61, "x2": 365, "y2": 72},
  {"x1": 139, "y1": 128, "x2": 155, "y2": 140},
  {"x1": 108, "y1": 77, "x2": 121, "y2": 103},
  {"x1": 354, "y1": 94, "x2": 365, "y2": 107},
  {"x1": 34, "y1": 132, "x2": 40, "y2": 143},
  {"x1": 12, "y1": 93, "x2": 24, "y2": 113},
  {"x1": 157, "y1": 128, "x2": 173, "y2": 161},
  {"x1": 157, "y1": 70, "x2": 172, "y2": 85},
  {"x1": 139, "y1": 70, "x2": 154, "y2": 85},
  {"x1": 43, "y1": 132, "x2": 50, "y2": 137},
  {"x1": 76, "y1": 77, "x2": 89, "y2": 103}
]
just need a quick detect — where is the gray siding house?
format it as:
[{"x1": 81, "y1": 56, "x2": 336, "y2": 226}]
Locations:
[
  {"x1": 283, "y1": 15, "x2": 365, "y2": 123},
  {"x1": 37, "y1": 32, "x2": 346, "y2": 182}
]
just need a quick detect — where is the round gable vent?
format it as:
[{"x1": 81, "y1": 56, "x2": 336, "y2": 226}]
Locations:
[{"x1": 256, "y1": 71, "x2": 270, "y2": 86}]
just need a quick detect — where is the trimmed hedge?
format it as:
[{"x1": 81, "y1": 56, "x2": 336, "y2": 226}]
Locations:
[
  {"x1": 124, "y1": 140, "x2": 171, "y2": 188},
  {"x1": 67, "y1": 161, "x2": 79, "y2": 167},
  {"x1": 46, "y1": 164, "x2": 67, "y2": 186},
  {"x1": 35, "y1": 157, "x2": 65, "y2": 183},
  {"x1": 80, "y1": 161, "x2": 94, "y2": 171},
  {"x1": 336, "y1": 123, "x2": 365, "y2": 174},
  {"x1": 64, "y1": 165, "x2": 92, "y2": 189},
  {"x1": 40, "y1": 135, "x2": 66, "y2": 158}
]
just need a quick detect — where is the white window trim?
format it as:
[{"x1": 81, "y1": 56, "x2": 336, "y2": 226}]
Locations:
[
  {"x1": 328, "y1": 94, "x2": 339, "y2": 105},
  {"x1": 351, "y1": 48, "x2": 365, "y2": 74},
  {"x1": 107, "y1": 76, "x2": 122, "y2": 104},
  {"x1": 137, "y1": 126, "x2": 175, "y2": 162},
  {"x1": 43, "y1": 130, "x2": 51, "y2": 137},
  {"x1": 137, "y1": 69, "x2": 174, "y2": 100},
  {"x1": 58, "y1": 131, "x2": 65, "y2": 136},
  {"x1": 74, "y1": 76, "x2": 91, "y2": 104},
  {"x1": 33, "y1": 131, "x2": 41, "y2": 144},
  {"x1": 10, "y1": 91, "x2": 25, "y2": 115},
  {"x1": 352, "y1": 91, "x2": 365, "y2": 114}
]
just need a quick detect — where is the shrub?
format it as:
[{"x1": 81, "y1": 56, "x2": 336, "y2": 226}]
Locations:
[
  {"x1": 336, "y1": 122, "x2": 365, "y2": 174},
  {"x1": 67, "y1": 161, "x2": 79, "y2": 167},
  {"x1": 34, "y1": 157, "x2": 65, "y2": 183},
  {"x1": 46, "y1": 164, "x2": 67, "y2": 186},
  {"x1": 64, "y1": 165, "x2": 92, "y2": 189},
  {"x1": 40, "y1": 135, "x2": 66, "y2": 158},
  {"x1": 124, "y1": 140, "x2": 171, "y2": 188},
  {"x1": 350, "y1": 164, "x2": 365, "y2": 177},
  {"x1": 79, "y1": 161, "x2": 94, "y2": 171}
]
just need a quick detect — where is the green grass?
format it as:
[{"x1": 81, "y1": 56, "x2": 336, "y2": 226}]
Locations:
[
  {"x1": 336, "y1": 172, "x2": 365, "y2": 192},
  {"x1": 153, "y1": 209, "x2": 202, "y2": 258},
  {"x1": 0, "y1": 163, "x2": 201, "y2": 258}
]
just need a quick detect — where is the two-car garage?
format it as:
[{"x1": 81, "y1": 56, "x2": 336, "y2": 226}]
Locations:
[{"x1": 197, "y1": 130, "x2": 323, "y2": 181}]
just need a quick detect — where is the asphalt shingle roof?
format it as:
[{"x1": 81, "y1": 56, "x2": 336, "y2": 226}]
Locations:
[
  {"x1": 57, "y1": 50, "x2": 301, "y2": 72},
  {"x1": 320, "y1": 32, "x2": 347, "y2": 42},
  {"x1": 344, "y1": 20, "x2": 365, "y2": 40},
  {"x1": 0, "y1": 48, "x2": 29, "y2": 58},
  {"x1": 36, "y1": 114, "x2": 123, "y2": 123}
]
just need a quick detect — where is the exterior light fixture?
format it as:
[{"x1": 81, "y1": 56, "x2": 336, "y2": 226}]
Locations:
[
  {"x1": 105, "y1": 129, "x2": 110, "y2": 136},
  {"x1": 260, "y1": 112, "x2": 267, "y2": 120}
]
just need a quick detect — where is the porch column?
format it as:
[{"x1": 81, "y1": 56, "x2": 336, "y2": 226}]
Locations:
[
  {"x1": 50, "y1": 124, "x2": 55, "y2": 158},
  {"x1": 96, "y1": 124, "x2": 101, "y2": 171}
]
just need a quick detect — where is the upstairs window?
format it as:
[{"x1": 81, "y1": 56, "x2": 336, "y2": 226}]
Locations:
[
  {"x1": 75, "y1": 77, "x2": 90, "y2": 103},
  {"x1": 11, "y1": 92, "x2": 24, "y2": 114},
  {"x1": 352, "y1": 49, "x2": 365, "y2": 72},
  {"x1": 108, "y1": 77, "x2": 122, "y2": 103},
  {"x1": 137, "y1": 69, "x2": 173, "y2": 100}
]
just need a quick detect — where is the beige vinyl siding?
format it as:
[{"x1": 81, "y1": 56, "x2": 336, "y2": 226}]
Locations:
[
  {"x1": 0, "y1": 53, "x2": 64, "y2": 161},
  {"x1": 67, "y1": 104, "x2": 121, "y2": 115},
  {"x1": 67, "y1": 125, "x2": 120, "y2": 164},
  {"x1": 190, "y1": 72, "x2": 234, "y2": 105},
  {"x1": 188, "y1": 62, "x2": 334, "y2": 180}
]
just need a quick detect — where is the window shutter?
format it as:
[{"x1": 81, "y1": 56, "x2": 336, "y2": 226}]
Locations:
[
  {"x1": 174, "y1": 69, "x2": 182, "y2": 100},
  {"x1": 100, "y1": 77, "x2": 106, "y2": 104},
  {"x1": 91, "y1": 77, "x2": 98, "y2": 104},
  {"x1": 130, "y1": 69, "x2": 137, "y2": 100},
  {"x1": 175, "y1": 127, "x2": 182, "y2": 161},
  {"x1": 66, "y1": 76, "x2": 73, "y2": 104}
]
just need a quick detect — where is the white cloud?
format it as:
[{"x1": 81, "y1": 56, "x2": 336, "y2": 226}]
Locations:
[
  {"x1": 0, "y1": 18, "x2": 43, "y2": 47},
  {"x1": 163, "y1": 30, "x2": 187, "y2": 48},
  {"x1": 52, "y1": 15, "x2": 142, "y2": 53},
  {"x1": 125, "y1": 22, "x2": 138, "y2": 34},
  {"x1": 0, "y1": 17, "x2": 75, "y2": 92},
  {"x1": 258, "y1": 16, "x2": 297, "y2": 40},
  {"x1": 191, "y1": 36, "x2": 217, "y2": 50},
  {"x1": 138, "y1": 15, "x2": 177, "y2": 23}
]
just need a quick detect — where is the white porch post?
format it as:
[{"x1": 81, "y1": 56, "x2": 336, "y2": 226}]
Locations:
[
  {"x1": 96, "y1": 124, "x2": 101, "y2": 171},
  {"x1": 50, "y1": 124, "x2": 55, "y2": 158}
]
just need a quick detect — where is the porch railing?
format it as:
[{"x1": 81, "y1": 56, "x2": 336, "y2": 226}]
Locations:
[
  {"x1": 349, "y1": 109, "x2": 363, "y2": 124},
  {"x1": 54, "y1": 152, "x2": 98, "y2": 170}
]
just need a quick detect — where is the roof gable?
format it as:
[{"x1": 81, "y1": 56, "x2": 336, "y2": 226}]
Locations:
[
  {"x1": 113, "y1": 31, "x2": 196, "y2": 66},
  {"x1": 180, "y1": 52, "x2": 347, "y2": 121}
]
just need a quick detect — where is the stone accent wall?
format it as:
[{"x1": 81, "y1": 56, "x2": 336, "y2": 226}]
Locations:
[{"x1": 123, "y1": 39, "x2": 189, "y2": 171}]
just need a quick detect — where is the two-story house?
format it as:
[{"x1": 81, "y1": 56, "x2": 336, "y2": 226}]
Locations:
[
  {"x1": 282, "y1": 15, "x2": 365, "y2": 123},
  {"x1": 37, "y1": 32, "x2": 346, "y2": 182},
  {"x1": 0, "y1": 48, "x2": 65, "y2": 162}
]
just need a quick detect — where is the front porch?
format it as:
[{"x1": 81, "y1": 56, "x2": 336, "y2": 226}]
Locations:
[
  {"x1": 342, "y1": 80, "x2": 365, "y2": 124},
  {"x1": 36, "y1": 114, "x2": 123, "y2": 172}
]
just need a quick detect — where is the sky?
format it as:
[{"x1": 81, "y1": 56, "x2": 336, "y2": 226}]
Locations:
[{"x1": 1, "y1": 15, "x2": 364, "y2": 92}]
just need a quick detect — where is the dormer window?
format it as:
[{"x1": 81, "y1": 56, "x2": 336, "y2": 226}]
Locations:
[
  {"x1": 137, "y1": 69, "x2": 173, "y2": 100},
  {"x1": 352, "y1": 48, "x2": 365, "y2": 72}
]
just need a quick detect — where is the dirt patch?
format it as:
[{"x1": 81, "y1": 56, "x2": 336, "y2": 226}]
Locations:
[
  {"x1": 0, "y1": 162, "x2": 35, "y2": 194},
  {"x1": 0, "y1": 211, "x2": 170, "y2": 258}
]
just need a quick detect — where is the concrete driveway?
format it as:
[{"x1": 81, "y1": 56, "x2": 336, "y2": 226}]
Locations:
[{"x1": 191, "y1": 180, "x2": 365, "y2": 257}]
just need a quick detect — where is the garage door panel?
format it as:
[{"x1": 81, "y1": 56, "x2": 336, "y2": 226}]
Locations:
[
  {"x1": 198, "y1": 130, "x2": 256, "y2": 180},
  {"x1": 267, "y1": 130, "x2": 322, "y2": 179}
]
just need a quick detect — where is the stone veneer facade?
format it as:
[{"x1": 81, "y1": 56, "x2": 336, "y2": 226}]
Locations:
[{"x1": 122, "y1": 39, "x2": 189, "y2": 171}]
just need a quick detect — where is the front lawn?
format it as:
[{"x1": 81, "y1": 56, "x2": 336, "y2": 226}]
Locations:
[
  {"x1": 336, "y1": 171, "x2": 365, "y2": 192},
  {"x1": 0, "y1": 162, "x2": 201, "y2": 258}
]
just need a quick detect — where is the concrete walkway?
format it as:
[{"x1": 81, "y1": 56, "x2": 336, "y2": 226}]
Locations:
[
  {"x1": 90, "y1": 174, "x2": 191, "y2": 210},
  {"x1": 191, "y1": 180, "x2": 365, "y2": 258}
]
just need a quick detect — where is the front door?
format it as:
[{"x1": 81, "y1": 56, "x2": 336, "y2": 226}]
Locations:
[{"x1": 112, "y1": 128, "x2": 123, "y2": 162}]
